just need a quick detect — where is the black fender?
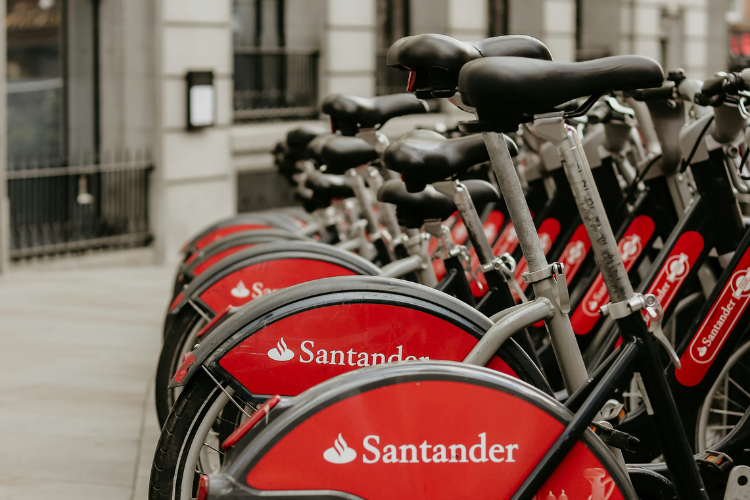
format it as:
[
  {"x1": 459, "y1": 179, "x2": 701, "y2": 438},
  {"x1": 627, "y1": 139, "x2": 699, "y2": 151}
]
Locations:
[
  {"x1": 169, "y1": 241, "x2": 381, "y2": 316},
  {"x1": 210, "y1": 361, "x2": 636, "y2": 500},
  {"x1": 169, "y1": 276, "x2": 551, "y2": 399},
  {"x1": 173, "y1": 229, "x2": 309, "y2": 298}
]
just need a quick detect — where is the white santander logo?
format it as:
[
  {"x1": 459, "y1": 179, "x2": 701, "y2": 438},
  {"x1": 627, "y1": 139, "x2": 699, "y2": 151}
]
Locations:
[
  {"x1": 230, "y1": 280, "x2": 250, "y2": 298},
  {"x1": 323, "y1": 434, "x2": 357, "y2": 464},
  {"x1": 267, "y1": 337, "x2": 294, "y2": 361}
]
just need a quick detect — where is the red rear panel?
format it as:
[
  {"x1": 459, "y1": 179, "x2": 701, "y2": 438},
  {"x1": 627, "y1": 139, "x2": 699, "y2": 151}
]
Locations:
[
  {"x1": 195, "y1": 224, "x2": 272, "y2": 250},
  {"x1": 199, "y1": 259, "x2": 358, "y2": 313},
  {"x1": 246, "y1": 380, "x2": 624, "y2": 500},
  {"x1": 219, "y1": 303, "x2": 516, "y2": 396},
  {"x1": 192, "y1": 244, "x2": 255, "y2": 276}
]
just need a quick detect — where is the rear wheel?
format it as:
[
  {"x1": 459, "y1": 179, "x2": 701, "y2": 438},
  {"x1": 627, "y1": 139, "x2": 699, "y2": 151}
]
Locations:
[{"x1": 155, "y1": 308, "x2": 206, "y2": 427}]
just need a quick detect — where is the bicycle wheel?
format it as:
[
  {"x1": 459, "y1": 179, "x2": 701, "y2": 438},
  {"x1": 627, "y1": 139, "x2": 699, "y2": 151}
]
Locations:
[
  {"x1": 149, "y1": 277, "x2": 551, "y2": 500},
  {"x1": 696, "y1": 338, "x2": 750, "y2": 451}
]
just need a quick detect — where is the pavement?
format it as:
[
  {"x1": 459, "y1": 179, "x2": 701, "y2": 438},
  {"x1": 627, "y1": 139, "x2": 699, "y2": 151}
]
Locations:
[{"x1": 0, "y1": 263, "x2": 172, "y2": 500}]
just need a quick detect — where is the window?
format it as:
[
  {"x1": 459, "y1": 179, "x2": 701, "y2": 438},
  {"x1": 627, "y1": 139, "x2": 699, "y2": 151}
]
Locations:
[
  {"x1": 232, "y1": 0, "x2": 320, "y2": 122},
  {"x1": 6, "y1": 0, "x2": 65, "y2": 160}
]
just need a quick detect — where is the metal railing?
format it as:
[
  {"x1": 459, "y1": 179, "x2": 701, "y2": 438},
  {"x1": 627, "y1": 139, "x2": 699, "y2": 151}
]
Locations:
[
  {"x1": 233, "y1": 47, "x2": 320, "y2": 122},
  {"x1": 8, "y1": 152, "x2": 152, "y2": 259}
]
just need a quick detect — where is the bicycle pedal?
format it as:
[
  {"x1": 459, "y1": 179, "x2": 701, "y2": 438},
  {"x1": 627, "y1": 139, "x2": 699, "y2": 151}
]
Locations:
[
  {"x1": 590, "y1": 421, "x2": 640, "y2": 453},
  {"x1": 598, "y1": 399, "x2": 626, "y2": 425},
  {"x1": 696, "y1": 450, "x2": 734, "y2": 475}
]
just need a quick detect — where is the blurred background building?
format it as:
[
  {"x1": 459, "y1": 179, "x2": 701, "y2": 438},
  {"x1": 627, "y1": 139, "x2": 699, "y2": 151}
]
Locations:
[{"x1": 0, "y1": 0, "x2": 735, "y2": 268}]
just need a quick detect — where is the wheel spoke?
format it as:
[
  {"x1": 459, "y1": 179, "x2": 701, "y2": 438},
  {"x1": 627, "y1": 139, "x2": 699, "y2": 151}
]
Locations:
[
  {"x1": 712, "y1": 391, "x2": 747, "y2": 410},
  {"x1": 202, "y1": 442, "x2": 225, "y2": 456},
  {"x1": 708, "y1": 408, "x2": 746, "y2": 417},
  {"x1": 728, "y1": 376, "x2": 750, "y2": 400}
]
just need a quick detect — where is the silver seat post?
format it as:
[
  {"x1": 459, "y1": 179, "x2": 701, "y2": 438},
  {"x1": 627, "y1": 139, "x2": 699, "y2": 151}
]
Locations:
[{"x1": 482, "y1": 131, "x2": 589, "y2": 393}]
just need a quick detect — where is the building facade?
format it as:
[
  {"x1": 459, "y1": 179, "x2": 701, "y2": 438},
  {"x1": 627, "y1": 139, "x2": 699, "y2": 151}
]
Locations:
[{"x1": 0, "y1": 0, "x2": 733, "y2": 268}]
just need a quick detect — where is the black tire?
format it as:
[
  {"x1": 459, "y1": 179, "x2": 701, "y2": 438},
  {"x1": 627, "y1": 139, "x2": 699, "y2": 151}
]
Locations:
[
  {"x1": 150, "y1": 370, "x2": 226, "y2": 500},
  {"x1": 155, "y1": 308, "x2": 206, "y2": 428}
]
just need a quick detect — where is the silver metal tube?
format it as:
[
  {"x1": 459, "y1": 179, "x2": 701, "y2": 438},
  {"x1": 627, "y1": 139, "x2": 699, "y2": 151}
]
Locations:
[
  {"x1": 626, "y1": 98, "x2": 661, "y2": 156},
  {"x1": 463, "y1": 298, "x2": 555, "y2": 366},
  {"x1": 366, "y1": 167, "x2": 403, "y2": 238},
  {"x1": 558, "y1": 125, "x2": 634, "y2": 303},
  {"x1": 482, "y1": 129, "x2": 589, "y2": 393},
  {"x1": 452, "y1": 181, "x2": 495, "y2": 265},
  {"x1": 334, "y1": 238, "x2": 362, "y2": 251},
  {"x1": 482, "y1": 131, "x2": 547, "y2": 271},
  {"x1": 346, "y1": 170, "x2": 380, "y2": 235},
  {"x1": 379, "y1": 254, "x2": 423, "y2": 278},
  {"x1": 404, "y1": 228, "x2": 438, "y2": 287}
]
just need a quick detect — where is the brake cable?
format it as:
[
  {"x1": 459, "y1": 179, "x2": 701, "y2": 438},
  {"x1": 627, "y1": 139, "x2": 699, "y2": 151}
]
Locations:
[
  {"x1": 617, "y1": 153, "x2": 662, "y2": 211},
  {"x1": 679, "y1": 115, "x2": 715, "y2": 173}
]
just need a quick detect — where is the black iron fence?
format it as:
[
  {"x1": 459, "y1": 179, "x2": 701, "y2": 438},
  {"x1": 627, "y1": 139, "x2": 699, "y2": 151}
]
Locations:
[
  {"x1": 8, "y1": 153, "x2": 152, "y2": 259},
  {"x1": 234, "y1": 47, "x2": 320, "y2": 122}
]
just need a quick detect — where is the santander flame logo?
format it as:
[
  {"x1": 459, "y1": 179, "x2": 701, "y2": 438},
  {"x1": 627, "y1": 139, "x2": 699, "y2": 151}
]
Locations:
[
  {"x1": 665, "y1": 253, "x2": 690, "y2": 283},
  {"x1": 566, "y1": 241, "x2": 586, "y2": 264},
  {"x1": 230, "y1": 280, "x2": 251, "y2": 298},
  {"x1": 267, "y1": 337, "x2": 294, "y2": 361},
  {"x1": 323, "y1": 434, "x2": 357, "y2": 464},
  {"x1": 731, "y1": 269, "x2": 750, "y2": 299},
  {"x1": 619, "y1": 234, "x2": 641, "y2": 260}
]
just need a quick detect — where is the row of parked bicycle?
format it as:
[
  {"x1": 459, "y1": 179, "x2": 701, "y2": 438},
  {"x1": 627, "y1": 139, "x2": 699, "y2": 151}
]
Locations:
[{"x1": 149, "y1": 32, "x2": 750, "y2": 500}]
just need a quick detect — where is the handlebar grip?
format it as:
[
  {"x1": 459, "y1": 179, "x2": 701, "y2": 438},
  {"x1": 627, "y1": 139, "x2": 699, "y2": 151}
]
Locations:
[
  {"x1": 700, "y1": 75, "x2": 726, "y2": 98},
  {"x1": 628, "y1": 84, "x2": 674, "y2": 101}
]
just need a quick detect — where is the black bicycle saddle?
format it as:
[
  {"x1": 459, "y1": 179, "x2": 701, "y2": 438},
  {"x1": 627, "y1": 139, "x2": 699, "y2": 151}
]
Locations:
[
  {"x1": 458, "y1": 56, "x2": 664, "y2": 126},
  {"x1": 304, "y1": 173, "x2": 354, "y2": 199},
  {"x1": 304, "y1": 134, "x2": 335, "y2": 166},
  {"x1": 321, "y1": 93, "x2": 429, "y2": 136},
  {"x1": 320, "y1": 136, "x2": 379, "y2": 174},
  {"x1": 378, "y1": 179, "x2": 499, "y2": 227},
  {"x1": 287, "y1": 126, "x2": 327, "y2": 151},
  {"x1": 383, "y1": 129, "x2": 517, "y2": 191},
  {"x1": 387, "y1": 34, "x2": 552, "y2": 98}
]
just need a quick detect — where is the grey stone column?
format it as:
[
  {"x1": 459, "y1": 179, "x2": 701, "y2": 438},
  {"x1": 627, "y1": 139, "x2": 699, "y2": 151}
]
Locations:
[
  {"x1": 151, "y1": 0, "x2": 235, "y2": 265},
  {"x1": 322, "y1": 0, "x2": 377, "y2": 97}
]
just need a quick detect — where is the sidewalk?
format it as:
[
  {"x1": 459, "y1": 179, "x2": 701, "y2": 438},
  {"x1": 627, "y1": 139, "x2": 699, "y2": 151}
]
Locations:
[{"x1": 0, "y1": 264, "x2": 172, "y2": 500}]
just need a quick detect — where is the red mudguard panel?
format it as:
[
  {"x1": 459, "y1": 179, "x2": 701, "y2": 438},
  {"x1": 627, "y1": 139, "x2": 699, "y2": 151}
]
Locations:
[
  {"x1": 192, "y1": 244, "x2": 255, "y2": 277},
  {"x1": 246, "y1": 380, "x2": 624, "y2": 500},
  {"x1": 199, "y1": 259, "x2": 358, "y2": 313},
  {"x1": 219, "y1": 303, "x2": 516, "y2": 396},
  {"x1": 195, "y1": 224, "x2": 272, "y2": 250},
  {"x1": 571, "y1": 215, "x2": 655, "y2": 335},
  {"x1": 677, "y1": 242, "x2": 750, "y2": 386}
]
